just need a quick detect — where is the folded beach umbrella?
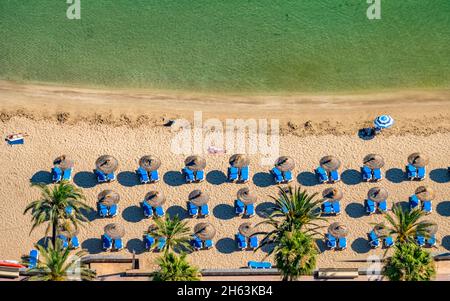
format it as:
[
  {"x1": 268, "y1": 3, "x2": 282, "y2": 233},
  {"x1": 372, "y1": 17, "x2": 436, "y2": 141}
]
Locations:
[
  {"x1": 104, "y1": 223, "x2": 125, "y2": 239},
  {"x1": 320, "y1": 155, "x2": 341, "y2": 171},
  {"x1": 238, "y1": 222, "x2": 255, "y2": 238},
  {"x1": 53, "y1": 155, "x2": 74, "y2": 170},
  {"x1": 139, "y1": 155, "x2": 161, "y2": 172},
  {"x1": 322, "y1": 187, "x2": 343, "y2": 201},
  {"x1": 328, "y1": 222, "x2": 348, "y2": 238},
  {"x1": 185, "y1": 155, "x2": 206, "y2": 171},
  {"x1": 363, "y1": 154, "x2": 385, "y2": 169},
  {"x1": 374, "y1": 115, "x2": 394, "y2": 129},
  {"x1": 188, "y1": 189, "x2": 210, "y2": 206},
  {"x1": 419, "y1": 220, "x2": 438, "y2": 236},
  {"x1": 367, "y1": 187, "x2": 389, "y2": 203},
  {"x1": 194, "y1": 222, "x2": 216, "y2": 241},
  {"x1": 408, "y1": 153, "x2": 429, "y2": 168},
  {"x1": 237, "y1": 187, "x2": 257, "y2": 205},
  {"x1": 96, "y1": 155, "x2": 119, "y2": 174},
  {"x1": 275, "y1": 156, "x2": 295, "y2": 172},
  {"x1": 373, "y1": 223, "x2": 390, "y2": 237},
  {"x1": 97, "y1": 190, "x2": 120, "y2": 206},
  {"x1": 415, "y1": 186, "x2": 435, "y2": 201},
  {"x1": 229, "y1": 154, "x2": 250, "y2": 168},
  {"x1": 145, "y1": 191, "x2": 166, "y2": 207}
]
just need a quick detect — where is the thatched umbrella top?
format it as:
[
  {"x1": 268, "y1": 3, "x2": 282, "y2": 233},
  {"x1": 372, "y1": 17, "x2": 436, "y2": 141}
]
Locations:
[
  {"x1": 415, "y1": 186, "x2": 435, "y2": 201},
  {"x1": 320, "y1": 155, "x2": 341, "y2": 171},
  {"x1": 104, "y1": 223, "x2": 125, "y2": 239},
  {"x1": 322, "y1": 188, "x2": 343, "y2": 201},
  {"x1": 96, "y1": 155, "x2": 118, "y2": 174},
  {"x1": 53, "y1": 155, "x2": 74, "y2": 170},
  {"x1": 229, "y1": 154, "x2": 250, "y2": 168},
  {"x1": 373, "y1": 223, "x2": 390, "y2": 237},
  {"x1": 146, "y1": 224, "x2": 158, "y2": 234},
  {"x1": 144, "y1": 191, "x2": 166, "y2": 207},
  {"x1": 363, "y1": 154, "x2": 385, "y2": 169},
  {"x1": 139, "y1": 155, "x2": 161, "y2": 172},
  {"x1": 184, "y1": 155, "x2": 206, "y2": 171},
  {"x1": 97, "y1": 190, "x2": 120, "y2": 206},
  {"x1": 188, "y1": 189, "x2": 210, "y2": 206},
  {"x1": 328, "y1": 222, "x2": 348, "y2": 238},
  {"x1": 238, "y1": 222, "x2": 255, "y2": 238},
  {"x1": 274, "y1": 156, "x2": 295, "y2": 172},
  {"x1": 408, "y1": 153, "x2": 429, "y2": 168},
  {"x1": 57, "y1": 223, "x2": 79, "y2": 238},
  {"x1": 237, "y1": 187, "x2": 257, "y2": 205},
  {"x1": 194, "y1": 222, "x2": 216, "y2": 241},
  {"x1": 367, "y1": 187, "x2": 389, "y2": 203},
  {"x1": 419, "y1": 221, "x2": 438, "y2": 235}
]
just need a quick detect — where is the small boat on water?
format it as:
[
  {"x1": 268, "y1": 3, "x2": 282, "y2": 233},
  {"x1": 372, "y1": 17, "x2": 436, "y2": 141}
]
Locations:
[{"x1": 5, "y1": 132, "x2": 28, "y2": 145}]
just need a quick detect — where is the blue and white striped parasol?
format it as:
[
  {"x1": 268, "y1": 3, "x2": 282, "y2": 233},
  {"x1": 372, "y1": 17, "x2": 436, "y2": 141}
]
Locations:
[{"x1": 374, "y1": 115, "x2": 394, "y2": 129}]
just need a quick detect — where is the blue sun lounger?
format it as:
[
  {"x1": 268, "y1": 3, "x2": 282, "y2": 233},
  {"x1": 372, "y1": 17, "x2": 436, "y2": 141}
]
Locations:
[
  {"x1": 368, "y1": 231, "x2": 380, "y2": 248},
  {"x1": 315, "y1": 167, "x2": 328, "y2": 183},
  {"x1": 332, "y1": 202, "x2": 341, "y2": 215},
  {"x1": 406, "y1": 164, "x2": 417, "y2": 180},
  {"x1": 417, "y1": 167, "x2": 426, "y2": 180},
  {"x1": 227, "y1": 166, "x2": 239, "y2": 182},
  {"x1": 95, "y1": 169, "x2": 107, "y2": 183},
  {"x1": 142, "y1": 201, "x2": 153, "y2": 218},
  {"x1": 52, "y1": 167, "x2": 63, "y2": 183},
  {"x1": 326, "y1": 234, "x2": 337, "y2": 249},
  {"x1": 102, "y1": 234, "x2": 112, "y2": 251},
  {"x1": 113, "y1": 238, "x2": 123, "y2": 251},
  {"x1": 427, "y1": 235, "x2": 436, "y2": 247},
  {"x1": 384, "y1": 236, "x2": 394, "y2": 248},
  {"x1": 156, "y1": 237, "x2": 166, "y2": 252},
  {"x1": 57, "y1": 234, "x2": 69, "y2": 248},
  {"x1": 150, "y1": 170, "x2": 159, "y2": 182},
  {"x1": 106, "y1": 172, "x2": 115, "y2": 182},
  {"x1": 248, "y1": 261, "x2": 272, "y2": 269},
  {"x1": 195, "y1": 170, "x2": 205, "y2": 182},
  {"x1": 329, "y1": 170, "x2": 340, "y2": 182},
  {"x1": 271, "y1": 167, "x2": 283, "y2": 184},
  {"x1": 65, "y1": 206, "x2": 73, "y2": 216},
  {"x1": 144, "y1": 234, "x2": 155, "y2": 250},
  {"x1": 200, "y1": 204, "x2": 209, "y2": 217},
  {"x1": 338, "y1": 237, "x2": 347, "y2": 250},
  {"x1": 249, "y1": 236, "x2": 259, "y2": 249},
  {"x1": 245, "y1": 204, "x2": 255, "y2": 217},
  {"x1": 365, "y1": 199, "x2": 376, "y2": 214},
  {"x1": 28, "y1": 249, "x2": 39, "y2": 269},
  {"x1": 240, "y1": 166, "x2": 250, "y2": 183},
  {"x1": 409, "y1": 195, "x2": 420, "y2": 210},
  {"x1": 416, "y1": 236, "x2": 425, "y2": 247},
  {"x1": 192, "y1": 236, "x2": 203, "y2": 250},
  {"x1": 235, "y1": 233, "x2": 247, "y2": 250},
  {"x1": 70, "y1": 236, "x2": 80, "y2": 249},
  {"x1": 109, "y1": 204, "x2": 118, "y2": 217},
  {"x1": 235, "y1": 199, "x2": 245, "y2": 216},
  {"x1": 422, "y1": 200, "x2": 432, "y2": 214},
  {"x1": 373, "y1": 168, "x2": 382, "y2": 181},
  {"x1": 98, "y1": 203, "x2": 109, "y2": 218},
  {"x1": 188, "y1": 202, "x2": 199, "y2": 217},
  {"x1": 62, "y1": 168, "x2": 73, "y2": 181},
  {"x1": 154, "y1": 206, "x2": 165, "y2": 218},
  {"x1": 322, "y1": 202, "x2": 333, "y2": 215},
  {"x1": 204, "y1": 239, "x2": 213, "y2": 249},
  {"x1": 136, "y1": 167, "x2": 149, "y2": 184},
  {"x1": 378, "y1": 200, "x2": 387, "y2": 213},
  {"x1": 361, "y1": 166, "x2": 372, "y2": 181},
  {"x1": 283, "y1": 170, "x2": 293, "y2": 183},
  {"x1": 182, "y1": 168, "x2": 194, "y2": 183}
]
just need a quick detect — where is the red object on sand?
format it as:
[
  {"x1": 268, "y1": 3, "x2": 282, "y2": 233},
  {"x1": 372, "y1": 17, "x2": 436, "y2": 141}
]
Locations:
[{"x1": 0, "y1": 261, "x2": 26, "y2": 269}]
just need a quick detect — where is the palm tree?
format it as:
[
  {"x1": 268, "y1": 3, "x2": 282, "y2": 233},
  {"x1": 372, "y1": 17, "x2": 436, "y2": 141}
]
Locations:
[
  {"x1": 383, "y1": 242, "x2": 435, "y2": 281},
  {"x1": 152, "y1": 252, "x2": 201, "y2": 281},
  {"x1": 257, "y1": 186, "x2": 324, "y2": 253},
  {"x1": 381, "y1": 204, "x2": 433, "y2": 244},
  {"x1": 148, "y1": 215, "x2": 192, "y2": 254},
  {"x1": 24, "y1": 181, "x2": 93, "y2": 245},
  {"x1": 275, "y1": 230, "x2": 318, "y2": 281},
  {"x1": 21, "y1": 241, "x2": 96, "y2": 281}
]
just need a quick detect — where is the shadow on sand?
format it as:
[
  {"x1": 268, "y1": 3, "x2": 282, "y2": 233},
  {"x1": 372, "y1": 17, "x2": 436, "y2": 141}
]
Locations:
[
  {"x1": 297, "y1": 171, "x2": 318, "y2": 186},
  {"x1": 73, "y1": 171, "x2": 97, "y2": 188},
  {"x1": 256, "y1": 202, "x2": 276, "y2": 218},
  {"x1": 126, "y1": 238, "x2": 146, "y2": 255},
  {"x1": 252, "y1": 172, "x2": 273, "y2": 188},
  {"x1": 122, "y1": 205, "x2": 144, "y2": 223},
  {"x1": 437, "y1": 201, "x2": 450, "y2": 217},
  {"x1": 30, "y1": 170, "x2": 52, "y2": 185},
  {"x1": 385, "y1": 168, "x2": 405, "y2": 183},
  {"x1": 213, "y1": 204, "x2": 235, "y2": 220},
  {"x1": 216, "y1": 237, "x2": 237, "y2": 254},
  {"x1": 167, "y1": 205, "x2": 189, "y2": 220},
  {"x1": 163, "y1": 171, "x2": 185, "y2": 187},
  {"x1": 430, "y1": 168, "x2": 449, "y2": 183},
  {"x1": 442, "y1": 235, "x2": 450, "y2": 251},
  {"x1": 345, "y1": 202, "x2": 366, "y2": 219},
  {"x1": 351, "y1": 237, "x2": 371, "y2": 254},
  {"x1": 206, "y1": 170, "x2": 227, "y2": 185},
  {"x1": 81, "y1": 238, "x2": 103, "y2": 254},
  {"x1": 117, "y1": 171, "x2": 139, "y2": 187},
  {"x1": 341, "y1": 169, "x2": 362, "y2": 185}
]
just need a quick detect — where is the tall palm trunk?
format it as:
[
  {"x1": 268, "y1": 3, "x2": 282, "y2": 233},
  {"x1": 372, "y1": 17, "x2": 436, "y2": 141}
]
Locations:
[{"x1": 52, "y1": 216, "x2": 59, "y2": 246}]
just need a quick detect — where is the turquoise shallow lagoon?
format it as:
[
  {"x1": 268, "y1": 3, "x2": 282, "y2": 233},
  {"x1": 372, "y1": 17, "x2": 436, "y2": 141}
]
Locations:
[{"x1": 1, "y1": 0, "x2": 449, "y2": 93}]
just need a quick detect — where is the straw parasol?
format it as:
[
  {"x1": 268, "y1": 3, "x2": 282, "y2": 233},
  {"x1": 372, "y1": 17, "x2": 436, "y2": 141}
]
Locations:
[
  {"x1": 367, "y1": 187, "x2": 389, "y2": 203},
  {"x1": 320, "y1": 155, "x2": 341, "y2": 171},
  {"x1": 144, "y1": 191, "x2": 166, "y2": 207},
  {"x1": 373, "y1": 223, "x2": 390, "y2": 237},
  {"x1": 53, "y1": 155, "x2": 74, "y2": 170},
  {"x1": 238, "y1": 222, "x2": 255, "y2": 238},
  {"x1": 415, "y1": 186, "x2": 435, "y2": 201},
  {"x1": 237, "y1": 187, "x2": 257, "y2": 205},
  {"x1": 184, "y1": 155, "x2": 206, "y2": 171},
  {"x1": 322, "y1": 188, "x2": 343, "y2": 201},
  {"x1": 139, "y1": 155, "x2": 161, "y2": 172},
  {"x1": 97, "y1": 190, "x2": 120, "y2": 206},
  {"x1": 408, "y1": 153, "x2": 429, "y2": 168},
  {"x1": 188, "y1": 190, "x2": 210, "y2": 206},
  {"x1": 419, "y1": 221, "x2": 438, "y2": 235},
  {"x1": 328, "y1": 222, "x2": 348, "y2": 238},
  {"x1": 194, "y1": 222, "x2": 216, "y2": 241},
  {"x1": 363, "y1": 154, "x2": 385, "y2": 169},
  {"x1": 274, "y1": 156, "x2": 295, "y2": 172},
  {"x1": 104, "y1": 223, "x2": 125, "y2": 239},
  {"x1": 58, "y1": 223, "x2": 79, "y2": 238},
  {"x1": 229, "y1": 154, "x2": 250, "y2": 168},
  {"x1": 96, "y1": 155, "x2": 118, "y2": 174}
]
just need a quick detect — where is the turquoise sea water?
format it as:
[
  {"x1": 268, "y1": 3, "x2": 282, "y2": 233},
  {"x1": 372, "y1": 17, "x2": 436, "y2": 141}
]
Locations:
[{"x1": 0, "y1": 0, "x2": 449, "y2": 93}]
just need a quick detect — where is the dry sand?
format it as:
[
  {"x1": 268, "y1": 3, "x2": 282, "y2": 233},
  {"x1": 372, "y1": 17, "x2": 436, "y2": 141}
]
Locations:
[{"x1": 0, "y1": 81, "x2": 449, "y2": 272}]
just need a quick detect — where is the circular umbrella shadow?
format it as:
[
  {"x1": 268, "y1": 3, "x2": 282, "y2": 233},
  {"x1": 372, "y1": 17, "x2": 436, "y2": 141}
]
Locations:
[
  {"x1": 163, "y1": 171, "x2": 185, "y2": 187},
  {"x1": 30, "y1": 170, "x2": 52, "y2": 185},
  {"x1": 206, "y1": 170, "x2": 227, "y2": 185},
  {"x1": 437, "y1": 201, "x2": 450, "y2": 217},
  {"x1": 122, "y1": 205, "x2": 144, "y2": 223},
  {"x1": 81, "y1": 238, "x2": 103, "y2": 254},
  {"x1": 215, "y1": 238, "x2": 237, "y2": 254},
  {"x1": 73, "y1": 171, "x2": 97, "y2": 188},
  {"x1": 117, "y1": 171, "x2": 139, "y2": 187},
  {"x1": 252, "y1": 172, "x2": 273, "y2": 188},
  {"x1": 167, "y1": 205, "x2": 189, "y2": 220},
  {"x1": 442, "y1": 235, "x2": 450, "y2": 250},
  {"x1": 341, "y1": 169, "x2": 362, "y2": 185},
  {"x1": 385, "y1": 168, "x2": 405, "y2": 183},
  {"x1": 126, "y1": 238, "x2": 146, "y2": 255},
  {"x1": 297, "y1": 172, "x2": 318, "y2": 186},
  {"x1": 430, "y1": 168, "x2": 450, "y2": 183},
  {"x1": 213, "y1": 204, "x2": 235, "y2": 220},
  {"x1": 351, "y1": 237, "x2": 371, "y2": 254},
  {"x1": 256, "y1": 202, "x2": 276, "y2": 218},
  {"x1": 345, "y1": 202, "x2": 366, "y2": 218}
]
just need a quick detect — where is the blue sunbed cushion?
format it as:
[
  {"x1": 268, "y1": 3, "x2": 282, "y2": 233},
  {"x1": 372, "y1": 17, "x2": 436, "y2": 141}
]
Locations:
[
  {"x1": 192, "y1": 236, "x2": 203, "y2": 250},
  {"x1": 102, "y1": 234, "x2": 112, "y2": 250},
  {"x1": 406, "y1": 164, "x2": 417, "y2": 179},
  {"x1": 98, "y1": 203, "x2": 108, "y2": 217},
  {"x1": 183, "y1": 167, "x2": 194, "y2": 183},
  {"x1": 109, "y1": 204, "x2": 118, "y2": 217},
  {"x1": 422, "y1": 201, "x2": 432, "y2": 213},
  {"x1": 384, "y1": 236, "x2": 394, "y2": 248},
  {"x1": 240, "y1": 166, "x2": 249, "y2": 182},
  {"x1": 235, "y1": 199, "x2": 245, "y2": 215},
  {"x1": 95, "y1": 169, "x2": 107, "y2": 182},
  {"x1": 29, "y1": 249, "x2": 39, "y2": 269},
  {"x1": 136, "y1": 167, "x2": 149, "y2": 183},
  {"x1": 142, "y1": 201, "x2": 153, "y2": 218},
  {"x1": 195, "y1": 170, "x2": 205, "y2": 182},
  {"x1": 315, "y1": 167, "x2": 328, "y2": 183},
  {"x1": 235, "y1": 233, "x2": 247, "y2": 249},
  {"x1": 228, "y1": 166, "x2": 239, "y2": 181},
  {"x1": 52, "y1": 167, "x2": 62, "y2": 182},
  {"x1": 65, "y1": 206, "x2": 73, "y2": 216},
  {"x1": 409, "y1": 195, "x2": 420, "y2": 209},
  {"x1": 200, "y1": 204, "x2": 209, "y2": 216},
  {"x1": 330, "y1": 170, "x2": 340, "y2": 182},
  {"x1": 114, "y1": 238, "x2": 123, "y2": 250},
  {"x1": 378, "y1": 200, "x2": 387, "y2": 212},
  {"x1": 62, "y1": 168, "x2": 72, "y2": 181},
  {"x1": 106, "y1": 172, "x2": 115, "y2": 181},
  {"x1": 188, "y1": 202, "x2": 199, "y2": 216},
  {"x1": 154, "y1": 206, "x2": 165, "y2": 218},
  {"x1": 271, "y1": 167, "x2": 283, "y2": 184},
  {"x1": 157, "y1": 237, "x2": 167, "y2": 251},
  {"x1": 373, "y1": 168, "x2": 382, "y2": 181},
  {"x1": 368, "y1": 230, "x2": 378, "y2": 242},
  {"x1": 366, "y1": 199, "x2": 376, "y2": 214},
  {"x1": 283, "y1": 170, "x2": 292, "y2": 182},
  {"x1": 246, "y1": 204, "x2": 255, "y2": 217},
  {"x1": 416, "y1": 236, "x2": 425, "y2": 246},
  {"x1": 71, "y1": 236, "x2": 80, "y2": 249},
  {"x1": 322, "y1": 202, "x2": 332, "y2": 214},
  {"x1": 326, "y1": 234, "x2": 337, "y2": 249},
  {"x1": 338, "y1": 237, "x2": 347, "y2": 249},
  {"x1": 427, "y1": 235, "x2": 436, "y2": 247},
  {"x1": 144, "y1": 235, "x2": 155, "y2": 249},
  {"x1": 370, "y1": 238, "x2": 380, "y2": 248},
  {"x1": 248, "y1": 261, "x2": 272, "y2": 269},
  {"x1": 332, "y1": 201, "x2": 341, "y2": 214},
  {"x1": 361, "y1": 166, "x2": 372, "y2": 181},
  {"x1": 150, "y1": 170, "x2": 159, "y2": 182},
  {"x1": 417, "y1": 167, "x2": 426, "y2": 179},
  {"x1": 204, "y1": 239, "x2": 213, "y2": 249},
  {"x1": 57, "y1": 235, "x2": 69, "y2": 248},
  {"x1": 249, "y1": 236, "x2": 258, "y2": 249}
]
